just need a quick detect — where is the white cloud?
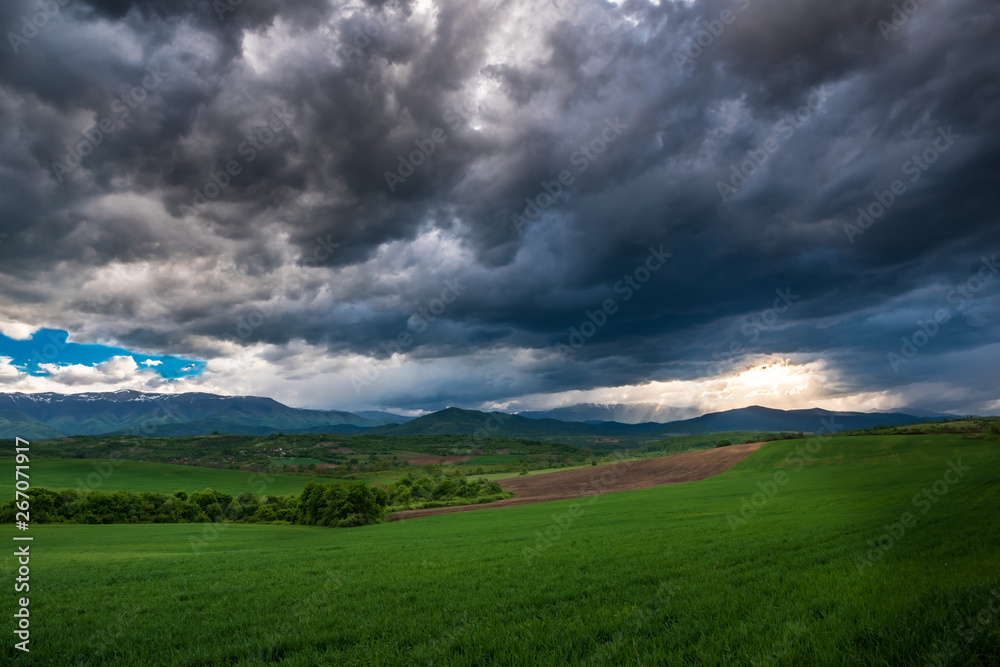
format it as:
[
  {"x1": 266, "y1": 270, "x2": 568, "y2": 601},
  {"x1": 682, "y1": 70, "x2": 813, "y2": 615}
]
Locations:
[
  {"x1": 0, "y1": 322, "x2": 37, "y2": 341},
  {"x1": 490, "y1": 357, "x2": 906, "y2": 419}
]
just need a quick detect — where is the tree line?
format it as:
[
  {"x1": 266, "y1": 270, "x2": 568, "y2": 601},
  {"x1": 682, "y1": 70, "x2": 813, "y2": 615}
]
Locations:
[{"x1": 0, "y1": 474, "x2": 510, "y2": 528}]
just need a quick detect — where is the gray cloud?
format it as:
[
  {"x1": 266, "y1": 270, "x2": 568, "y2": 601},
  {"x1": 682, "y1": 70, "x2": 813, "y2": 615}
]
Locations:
[{"x1": 0, "y1": 0, "x2": 998, "y2": 413}]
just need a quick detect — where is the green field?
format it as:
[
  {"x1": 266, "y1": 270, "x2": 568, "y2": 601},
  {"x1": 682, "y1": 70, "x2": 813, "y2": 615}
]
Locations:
[
  {"x1": 0, "y1": 459, "x2": 313, "y2": 498},
  {"x1": 269, "y1": 458, "x2": 329, "y2": 466},
  {"x1": 465, "y1": 455, "x2": 526, "y2": 465},
  {"x1": 473, "y1": 463, "x2": 592, "y2": 481},
  {"x1": 5, "y1": 434, "x2": 999, "y2": 665}
]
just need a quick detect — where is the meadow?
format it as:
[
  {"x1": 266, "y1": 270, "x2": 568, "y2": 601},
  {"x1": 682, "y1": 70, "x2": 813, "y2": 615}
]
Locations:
[
  {"x1": 0, "y1": 459, "x2": 314, "y2": 498},
  {"x1": 4, "y1": 433, "x2": 998, "y2": 665}
]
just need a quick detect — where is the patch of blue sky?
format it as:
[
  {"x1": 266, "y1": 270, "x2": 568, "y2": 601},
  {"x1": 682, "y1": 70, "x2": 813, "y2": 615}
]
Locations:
[{"x1": 0, "y1": 329, "x2": 204, "y2": 379}]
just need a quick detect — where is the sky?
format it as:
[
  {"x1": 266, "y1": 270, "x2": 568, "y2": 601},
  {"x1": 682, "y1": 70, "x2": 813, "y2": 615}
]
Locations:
[{"x1": 0, "y1": 0, "x2": 997, "y2": 419}]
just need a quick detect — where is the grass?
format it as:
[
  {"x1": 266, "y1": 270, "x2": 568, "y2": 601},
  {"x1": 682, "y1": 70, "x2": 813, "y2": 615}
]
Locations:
[
  {"x1": 465, "y1": 455, "x2": 526, "y2": 465},
  {"x1": 4, "y1": 434, "x2": 998, "y2": 665},
  {"x1": 269, "y1": 458, "x2": 329, "y2": 466},
  {"x1": 473, "y1": 463, "x2": 592, "y2": 481},
  {"x1": 0, "y1": 459, "x2": 314, "y2": 498}
]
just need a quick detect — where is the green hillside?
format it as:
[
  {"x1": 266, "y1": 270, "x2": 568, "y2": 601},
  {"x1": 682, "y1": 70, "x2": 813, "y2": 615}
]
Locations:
[
  {"x1": 25, "y1": 432, "x2": 587, "y2": 468},
  {"x1": 6, "y1": 433, "x2": 998, "y2": 665},
  {"x1": 369, "y1": 406, "x2": 618, "y2": 438}
]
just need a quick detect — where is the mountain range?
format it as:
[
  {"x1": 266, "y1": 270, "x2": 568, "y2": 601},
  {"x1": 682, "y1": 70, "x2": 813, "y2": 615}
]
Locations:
[
  {"x1": 0, "y1": 391, "x2": 396, "y2": 439},
  {"x1": 0, "y1": 391, "x2": 940, "y2": 440},
  {"x1": 517, "y1": 402, "x2": 955, "y2": 424},
  {"x1": 371, "y1": 405, "x2": 934, "y2": 439}
]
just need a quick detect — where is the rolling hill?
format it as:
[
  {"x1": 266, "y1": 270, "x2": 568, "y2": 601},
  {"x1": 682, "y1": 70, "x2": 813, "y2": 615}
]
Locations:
[
  {"x1": 518, "y1": 402, "x2": 954, "y2": 424},
  {"x1": 0, "y1": 391, "x2": 933, "y2": 441},
  {"x1": 371, "y1": 405, "x2": 929, "y2": 439},
  {"x1": 0, "y1": 390, "x2": 390, "y2": 439},
  {"x1": 367, "y1": 407, "x2": 666, "y2": 439},
  {"x1": 650, "y1": 405, "x2": 930, "y2": 435}
]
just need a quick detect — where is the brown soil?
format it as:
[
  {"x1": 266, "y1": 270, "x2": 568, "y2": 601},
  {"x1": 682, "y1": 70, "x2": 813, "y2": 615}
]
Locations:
[
  {"x1": 388, "y1": 442, "x2": 766, "y2": 521},
  {"x1": 405, "y1": 455, "x2": 475, "y2": 466}
]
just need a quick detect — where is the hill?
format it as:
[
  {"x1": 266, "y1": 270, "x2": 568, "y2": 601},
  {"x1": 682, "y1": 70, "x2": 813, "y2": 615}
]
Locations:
[
  {"x1": 368, "y1": 407, "x2": 666, "y2": 439},
  {"x1": 652, "y1": 405, "x2": 928, "y2": 435},
  {"x1": 371, "y1": 405, "x2": 929, "y2": 439},
  {"x1": 0, "y1": 392, "x2": 935, "y2": 441},
  {"x1": 518, "y1": 402, "x2": 690, "y2": 423},
  {"x1": 353, "y1": 410, "x2": 413, "y2": 423},
  {"x1": 518, "y1": 402, "x2": 955, "y2": 424},
  {"x1": 0, "y1": 390, "x2": 389, "y2": 439}
]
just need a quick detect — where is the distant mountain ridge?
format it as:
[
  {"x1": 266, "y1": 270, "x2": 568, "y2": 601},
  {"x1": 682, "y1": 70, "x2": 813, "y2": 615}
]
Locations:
[
  {"x1": 366, "y1": 407, "x2": 668, "y2": 439},
  {"x1": 353, "y1": 410, "x2": 413, "y2": 424},
  {"x1": 0, "y1": 390, "x2": 392, "y2": 439},
  {"x1": 518, "y1": 402, "x2": 695, "y2": 424},
  {"x1": 649, "y1": 405, "x2": 927, "y2": 435},
  {"x1": 370, "y1": 405, "x2": 929, "y2": 439},
  {"x1": 518, "y1": 402, "x2": 954, "y2": 424},
  {"x1": 0, "y1": 391, "x2": 936, "y2": 440}
]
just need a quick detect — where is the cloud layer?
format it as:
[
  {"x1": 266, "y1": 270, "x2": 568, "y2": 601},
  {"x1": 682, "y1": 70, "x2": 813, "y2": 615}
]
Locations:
[{"x1": 1, "y1": 0, "x2": 998, "y2": 415}]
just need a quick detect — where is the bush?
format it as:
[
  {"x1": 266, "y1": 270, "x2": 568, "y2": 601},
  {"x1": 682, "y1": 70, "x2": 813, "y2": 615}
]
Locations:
[
  {"x1": 715, "y1": 439, "x2": 733, "y2": 448},
  {"x1": 0, "y1": 473, "x2": 516, "y2": 530}
]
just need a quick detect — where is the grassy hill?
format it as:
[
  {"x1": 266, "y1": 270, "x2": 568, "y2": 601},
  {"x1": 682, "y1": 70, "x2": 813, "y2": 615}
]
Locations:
[
  {"x1": 23, "y1": 432, "x2": 587, "y2": 468},
  {"x1": 8, "y1": 433, "x2": 998, "y2": 665}
]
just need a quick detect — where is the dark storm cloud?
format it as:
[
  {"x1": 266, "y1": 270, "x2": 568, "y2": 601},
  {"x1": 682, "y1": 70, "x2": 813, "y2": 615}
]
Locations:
[{"x1": 0, "y1": 0, "x2": 998, "y2": 410}]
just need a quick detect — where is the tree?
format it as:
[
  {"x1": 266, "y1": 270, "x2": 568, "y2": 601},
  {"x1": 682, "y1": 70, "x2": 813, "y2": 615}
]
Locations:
[
  {"x1": 715, "y1": 439, "x2": 733, "y2": 448},
  {"x1": 432, "y1": 479, "x2": 458, "y2": 499}
]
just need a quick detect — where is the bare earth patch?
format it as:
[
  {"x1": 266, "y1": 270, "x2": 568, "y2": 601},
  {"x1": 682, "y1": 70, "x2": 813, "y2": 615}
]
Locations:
[{"x1": 388, "y1": 442, "x2": 766, "y2": 521}]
